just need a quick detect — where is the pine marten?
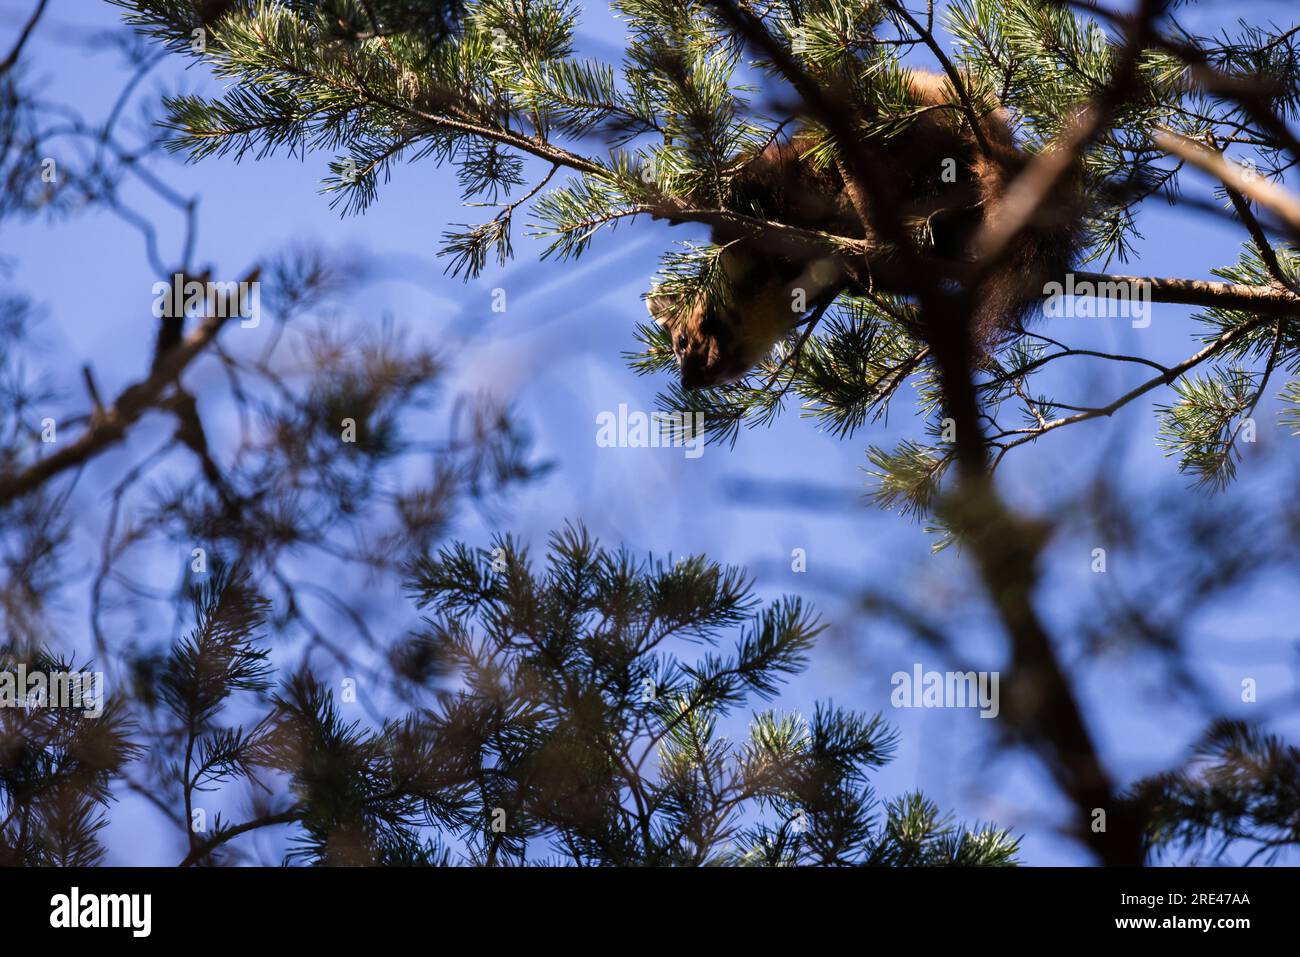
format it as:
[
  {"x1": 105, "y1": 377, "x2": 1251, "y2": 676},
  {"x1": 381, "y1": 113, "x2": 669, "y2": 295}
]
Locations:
[{"x1": 646, "y1": 69, "x2": 1079, "y2": 390}]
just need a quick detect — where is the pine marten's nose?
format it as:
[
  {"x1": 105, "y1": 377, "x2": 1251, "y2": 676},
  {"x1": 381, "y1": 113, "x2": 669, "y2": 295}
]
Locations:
[{"x1": 679, "y1": 351, "x2": 714, "y2": 390}]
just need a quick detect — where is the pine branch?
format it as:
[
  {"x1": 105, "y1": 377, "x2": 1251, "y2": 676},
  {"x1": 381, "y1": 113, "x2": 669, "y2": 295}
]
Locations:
[
  {"x1": 178, "y1": 809, "x2": 303, "y2": 867},
  {"x1": 0, "y1": 0, "x2": 49, "y2": 76},
  {"x1": 996, "y1": 307, "x2": 1279, "y2": 455},
  {"x1": 0, "y1": 266, "x2": 261, "y2": 508},
  {"x1": 1071, "y1": 270, "x2": 1300, "y2": 314},
  {"x1": 1154, "y1": 128, "x2": 1300, "y2": 238}
]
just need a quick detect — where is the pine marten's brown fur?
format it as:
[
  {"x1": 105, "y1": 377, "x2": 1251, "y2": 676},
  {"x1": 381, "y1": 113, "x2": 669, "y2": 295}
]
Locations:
[{"x1": 647, "y1": 69, "x2": 1078, "y2": 390}]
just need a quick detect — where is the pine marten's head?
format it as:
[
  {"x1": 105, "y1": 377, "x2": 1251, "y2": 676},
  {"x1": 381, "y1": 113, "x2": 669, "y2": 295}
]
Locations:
[
  {"x1": 647, "y1": 246, "x2": 844, "y2": 390},
  {"x1": 646, "y1": 288, "x2": 745, "y2": 390},
  {"x1": 646, "y1": 281, "x2": 788, "y2": 390}
]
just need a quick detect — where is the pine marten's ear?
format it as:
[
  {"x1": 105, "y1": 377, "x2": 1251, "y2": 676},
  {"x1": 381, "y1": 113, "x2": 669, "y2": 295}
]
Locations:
[{"x1": 645, "y1": 286, "x2": 680, "y2": 327}]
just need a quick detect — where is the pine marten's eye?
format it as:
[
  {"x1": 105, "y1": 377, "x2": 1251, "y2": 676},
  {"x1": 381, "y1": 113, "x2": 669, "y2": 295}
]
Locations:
[{"x1": 675, "y1": 334, "x2": 687, "y2": 352}]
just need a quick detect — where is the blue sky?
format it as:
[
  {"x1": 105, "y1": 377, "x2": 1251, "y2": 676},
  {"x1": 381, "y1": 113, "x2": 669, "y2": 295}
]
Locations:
[{"x1": 3, "y1": 0, "x2": 1299, "y2": 865}]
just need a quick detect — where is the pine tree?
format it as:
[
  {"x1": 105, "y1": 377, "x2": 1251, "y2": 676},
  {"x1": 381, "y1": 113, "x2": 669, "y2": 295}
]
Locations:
[
  {"x1": 1, "y1": 0, "x2": 1293, "y2": 866},
  {"x1": 1129, "y1": 720, "x2": 1300, "y2": 866},
  {"x1": 106, "y1": 0, "x2": 1300, "y2": 866},
  {"x1": 5, "y1": 526, "x2": 1020, "y2": 866},
  {"x1": 0, "y1": 649, "x2": 138, "y2": 866},
  {"x1": 113, "y1": 0, "x2": 1300, "y2": 502}
]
